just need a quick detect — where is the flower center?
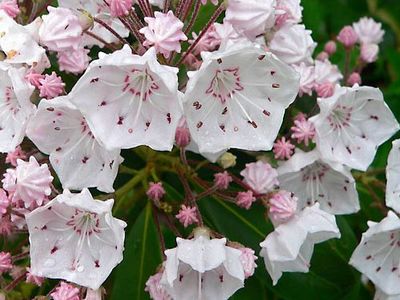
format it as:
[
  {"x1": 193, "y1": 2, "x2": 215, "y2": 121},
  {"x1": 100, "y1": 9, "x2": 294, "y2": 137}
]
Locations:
[
  {"x1": 122, "y1": 68, "x2": 159, "y2": 102},
  {"x1": 327, "y1": 104, "x2": 352, "y2": 130},
  {"x1": 66, "y1": 209, "x2": 101, "y2": 237},
  {"x1": 301, "y1": 162, "x2": 330, "y2": 206},
  {"x1": 206, "y1": 68, "x2": 244, "y2": 104}
]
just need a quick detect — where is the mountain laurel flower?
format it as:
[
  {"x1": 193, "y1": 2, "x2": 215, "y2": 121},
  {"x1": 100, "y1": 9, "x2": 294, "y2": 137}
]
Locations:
[
  {"x1": 315, "y1": 81, "x2": 335, "y2": 98},
  {"x1": 5, "y1": 146, "x2": 26, "y2": 166},
  {"x1": 353, "y1": 17, "x2": 384, "y2": 45},
  {"x1": 236, "y1": 191, "x2": 256, "y2": 210},
  {"x1": 269, "y1": 24, "x2": 316, "y2": 65},
  {"x1": 214, "y1": 171, "x2": 233, "y2": 190},
  {"x1": 38, "y1": 72, "x2": 65, "y2": 99},
  {"x1": 260, "y1": 203, "x2": 340, "y2": 284},
  {"x1": 0, "y1": 63, "x2": 35, "y2": 153},
  {"x1": 189, "y1": 25, "x2": 221, "y2": 56},
  {"x1": 350, "y1": 211, "x2": 400, "y2": 296},
  {"x1": 39, "y1": 7, "x2": 83, "y2": 51},
  {"x1": 0, "y1": 189, "x2": 9, "y2": 216},
  {"x1": 273, "y1": 137, "x2": 295, "y2": 160},
  {"x1": 57, "y1": 48, "x2": 91, "y2": 74},
  {"x1": 2, "y1": 156, "x2": 53, "y2": 209},
  {"x1": 147, "y1": 182, "x2": 166, "y2": 202},
  {"x1": 26, "y1": 97, "x2": 123, "y2": 193},
  {"x1": 70, "y1": 46, "x2": 182, "y2": 151},
  {"x1": 0, "y1": 252, "x2": 12, "y2": 274},
  {"x1": 268, "y1": 190, "x2": 298, "y2": 225},
  {"x1": 292, "y1": 62, "x2": 315, "y2": 96},
  {"x1": 240, "y1": 161, "x2": 279, "y2": 194},
  {"x1": 50, "y1": 282, "x2": 80, "y2": 300},
  {"x1": 275, "y1": 0, "x2": 303, "y2": 27},
  {"x1": 0, "y1": 0, "x2": 19, "y2": 18},
  {"x1": 106, "y1": 0, "x2": 133, "y2": 17},
  {"x1": 278, "y1": 149, "x2": 359, "y2": 215},
  {"x1": 183, "y1": 42, "x2": 299, "y2": 154},
  {"x1": 239, "y1": 247, "x2": 258, "y2": 279},
  {"x1": 386, "y1": 139, "x2": 400, "y2": 214},
  {"x1": 310, "y1": 85, "x2": 399, "y2": 171},
  {"x1": 224, "y1": 0, "x2": 276, "y2": 40},
  {"x1": 146, "y1": 271, "x2": 172, "y2": 300},
  {"x1": 175, "y1": 205, "x2": 199, "y2": 228},
  {"x1": 140, "y1": 11, "x2": 187, "y2": 58},
  {"x1": 290, "y1": 117, "x2": 315, "y2": 146},
  {"x1": 347, "y1": 72, "x2": 362, "y2": 86},
  {"x1": 336, "y1": 26, "x2": 358, "y2": 48},
  {"x1": 360, "y1": 43, "x2": 379, "y2": 63},
  {"x1": 26, "y1": 189, "x2": 126, "y2": 289},
  {"x1": 314, "y1": 59, "x2": 343, "y2": 87},
  {"x1": 161, "y1": 228, "x2": 247, "y2": 299}
]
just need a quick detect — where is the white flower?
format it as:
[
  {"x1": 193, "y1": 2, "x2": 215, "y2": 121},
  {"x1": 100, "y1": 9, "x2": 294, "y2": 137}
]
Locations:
[
  {"x1": 183, "y1": 42, "x2": 299, "y2": 154},
  {"x1": 374, "y1": 288, "x2": 400, "y2": 300},
  {"x1": 0, "y1": 11, "x2": 48, "y2": 70},
  {"x1": 353, "y1": 17, "x2": 385, "y2": 45},
  {"x1": 0, "y1": 63, "x2": 35, "y2": 153},
  {"x1": 309, "y1": 85, "x2": 399, "y2": 171},
  {"x1": 260, "y1": 203, "x2": 340, "y2": 284},
  {"x1": 224, "y1": 0, "x2": 276, "y2": 40},
  {"x1": 275, "y1": 0, "x2": 303, "y2": 25},
  {"x1": 278, "y1": 149, "x2": 359, "y2": 214},
  {"x1": 314, "y1": 59, "x2": 343, "y2": 86},
  {"x1": 161, "y1": 228, "x2": 246, "y2": 300},
  {"x1": 350, "y1": 211, "x2": 400, "y2": 296},
  {"x1": 386, "y1": 139, "x2": 400, "y2": 214},
  {"x1": 26, "y1": 96, "x2": 123, "y2": 193},
  {"x1": 269, "y1": 24, "x2": 316, "y2": 65},
  {"x1": 26, "y1": 189, "x2": 126, "y2": 290},
  {"x1": 70, "y1": 45, "x2": 182, "y2": 151}
]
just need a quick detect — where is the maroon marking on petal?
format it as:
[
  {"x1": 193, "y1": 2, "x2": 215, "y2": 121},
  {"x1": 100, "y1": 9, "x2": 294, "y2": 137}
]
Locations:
[
  {"x1": 193, "y1": 101, "x2": 202, "y2": 110},
  {"x1": 267, "y1": 97, "x2": 272, "y2": 102},
  {"x1": 99, "y1": 101, "x2": 107, "y2": 106},
  {"x1": 328, "y1": 202, "x2": 332, "y2": 207},
  {"x1": 219, "y1": 275, "x2": 224, "y2": 282},
  {"x1": 366, "y1": 255, "x2": 372, "y2": 260},
  {"x1": 82, "y1": 156, "x2": 89, "y2": 164},
  {"x1": 54, "y1": 127, "x2": 60, "y2": 131},
  {"x1": 196, "y1": 121, "x2": 203, "y2": 129},
  {"x1": 263, "y1": 110, "x2": 270, "y2": 116},
  {"x1": 258, "y1": 55, "x2": 265, "y2": 60},
  {"x1": 376, "y1": 267, "x2": 381, "y2": 272},
  {"x1": 219, "y1": 125, "x2": 225, "y2": 132},
  {"x1": 370, "y1": 115, "x2": 379, "y2": 120},
  {"x1": 109, "y1": 160, "x2": 114, "y2": 169},
  {"x1": 392, "y1": 267, "x2": 398, "y2": 272},
  {"x1": 94, "y1": 260, "x2": 100, "y2": 268},
  {"x1": 343, "y1": 186, "x2": 348, "y2": 191},
  {"x1": 346, "y1": 146, "x2": 352, "y2": 154},
  {"x1": 50, "y1": 246, "x2": 58, "y2": 254},
  {"x1": 41, "y1": 225, "x2": 47, "y2": 230},
  {"x1": 167, "y1": 113, "x2": 172, "y2": 124},
  {"x1": 248, "y1": 121, "x2": 258, "y2": 128},
  {"x1": 222, "y1": 107, "x2": 228, "y2": 115},
  {"x1": 117, "y1": 116, "x2": 124, "y2": 125},
  {"x1": 217, "y1": 58, "x2": 222, "y2": 64},
  {"x1": 270, "y1": 71, "x2": 276, "y2": 76},
  {"x1": 345, "y1": 179, "x2": 350, "y2": 184},
  {"x1": 272, "y1": 83, "x2": 280, "y2": 88},
  {"x1": 56, "y1": 147, "x2": 62, "y2": 152},
  {"x1": 90, "y1": 78, "x2": 99, "y2": 83},
  {"x1": 46, "y1": 107, "x2": 55, "y2": 112},
  {"x1": 128, "y1": 128, "x2": 133, "y2": 134},
  {"x1": 146, "y1": 121, "x2": 151, "y2": 128}
]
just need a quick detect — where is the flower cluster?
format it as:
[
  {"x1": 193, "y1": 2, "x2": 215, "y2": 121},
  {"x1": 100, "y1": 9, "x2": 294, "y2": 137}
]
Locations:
[{"x1": 0, "y1": 0, "x2": 398, "y2": 299}]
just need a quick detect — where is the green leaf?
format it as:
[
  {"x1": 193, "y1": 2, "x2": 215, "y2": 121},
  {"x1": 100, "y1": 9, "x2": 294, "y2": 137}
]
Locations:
[{"x1": 111, "y1": 203, "x2": 162, "y2": 300}]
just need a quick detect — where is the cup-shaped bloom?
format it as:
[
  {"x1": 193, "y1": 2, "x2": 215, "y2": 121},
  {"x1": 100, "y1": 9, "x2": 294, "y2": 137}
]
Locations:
[
  {"x1": 386, "y1": 139, "x2": 400, "y2": 214},
  {"x1": 26, "y1": 189, "x2": 126, "y2": 289}
]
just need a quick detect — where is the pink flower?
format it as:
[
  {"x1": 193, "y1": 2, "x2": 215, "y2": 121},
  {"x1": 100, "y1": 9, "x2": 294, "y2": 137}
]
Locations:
[
  {"x1": 291, "y1": 118, "x2": 315, "y2": 146},
  {"x1": 2, "y1": 156, "x2": 53, "y2": 209},
  {"x1": 214, "y1": 171, "x2": 233, "y2": 190},
  {"x1": 316, "y1": 51, "x2": 329, "y2": 61},
  {"x1": 5, "y1": 146, "x2": 26, "y2": 167},
  {"x1": 353, "y1": 17, "x2": 384, "y2": 45},
  {"x1": 360, "y1": 43, "x2": 379, "y2": 63},
  {"x1": 269, "y1": 190, "x2": 297, "y2": 224},
  {"x1": 57, "y1": 48, "x2": 91, "y2": 74},
  {"x1": 145, "y1": 272, "x2": 171, "y2": 300},
  {"x1": 0, "y1": 0, "x2": 19, "y2": 18},
  {"x1": 0, "y1": 189, "x2": 9, "y2": 216},
  {"x1": 189, "y1": 25, "x2": 220, "y2": 56},
  {"x1": 176, "y1": 205, "x2": 199, "y2": 227},
  {"x1": 25, "y1": 70, "x2": 44, "y2": 88},
  {"x1": 347, "y1": 72, "x2": 362, "y2": 86},
  {"x1": 147, "y1": 182, "x2": 166, "y2": 202},
  {"x1": 50, "y1": 282, "x2": 80, "y2": 300},
  {"x1": 106, "y1": 0, "x2": 133, "y2": 17},
  {"x1": 140, "y1": 11, "x2": 187, "y2": 58},
  {"x1": 26, "y1": 267, "x2": 44, "y2": 286},
  {"x1": 337, "y1": 26, "x2": 358, "y2": 48},
  {"x1": 315, "y1": 81, "x2": 335, "y2": 98},
  {"x1": 240, "y1": 161, "x2": 279, "y2": 194},
  {"x1": 324, "y1": 41, "x2": 337, "y2": 55},
  {"x1": 273, "y1": 137, "x2": 295, "y2": 160},
  {"x1": 0, "y1": 252, "x2": 12, "y2": 274},
  {"x1": 39, "y1": 72, "x2": 65, "y2": 99},
  {"x1": 236, "y1": 191, "x2": 256, "y2": 210},
  {"x1": 175, "y1": 118, "x2": 191, "y2": 147},
  {"x1": 239, "y1": 247, "x2": 257, "y2": 278},
  {"x1": 39, "y1": 7, "x2": 83, "y2": 51}
]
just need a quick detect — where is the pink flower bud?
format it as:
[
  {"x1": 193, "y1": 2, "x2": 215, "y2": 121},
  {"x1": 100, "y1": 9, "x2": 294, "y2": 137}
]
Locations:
[
  {"x1": 0, "y1": 252, "x2": 12, "y2": 274},
  {"x1": 360, "y1": 43, "x2": 379, "y2": 63},
  {"x1": 25, "y1": 70, "x2": 44, "y2": 89},
  {"x1": 50, "y1": 282, "x2": 80, "y2": 300},
  {"x1": 0, "y1": 189, "x2": 9, "y2": 216},
  {"x1": 315, "y1": 82, "x2": 335, "y2": 98},
  {"x1": 0, "y1": 0, "x2": 20, "y2": 18},
  {"x1": 145, "y1": 272, "x2": 171, "y2": 300},
  {"x1": 175, "y1": 119, "x2": 191, "y2": 147},
  {"x1": 236, "y1": 191, "x2": 256, "y2": 210},
  {"x1": 106, "y1": 0, "x2": 133, "y2": 17},
  {"x1": 175, "y1": 205, "x2": 199, "y2": 227},
  {"x1": 26, "y1": 267, "x2": 45, "y2": 286},
  {"x1": 57, "y1": 48, "x2": 91, "y2": 75},
  {"x1": 39, "y1": 72, "x2": 65, "y2": 99},
  {"x1": 273, "y1": 137, "x2": 295, "y2": 160},
  {"x1": 214, "y1": 171, "x2": 233, "y2": 190},
  {"x1": 146, "y1": 182, "x2": 166, "y2": 202},
  {"x1": 239, "y1": 247, "x2": 257, "y2": 278},
  {"x1": 337, "y1": 26, "x2": 358, "y2": 48},
  {"x1": 5, "y1": 146, "x2": 26, "y2": 167},
  {"x1": 347, "y1": 72, "x2": 362, "y2": 86},
  {"x1": 316, "y1": 51, "x2": 329, "y2": 61},
  {"x1": 291, "y1": 118, "x2": 315, "y2": 146},
  {"x1": 324, "y1": 41, "x2": 337, "y2": 55},
  {"x1": 269, "y1": 190, "x2": 297, "y2": 224}
]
